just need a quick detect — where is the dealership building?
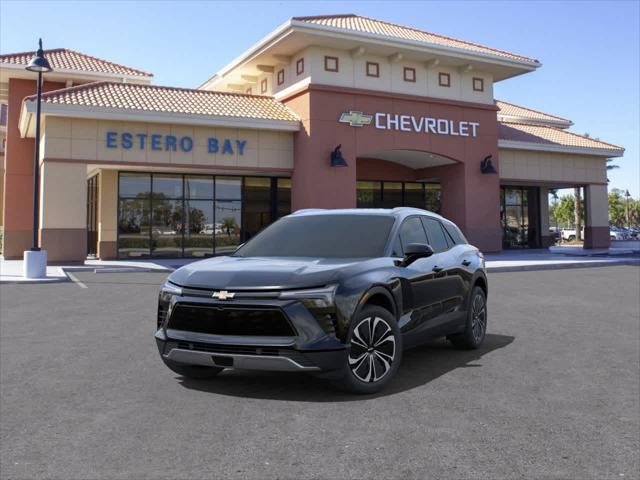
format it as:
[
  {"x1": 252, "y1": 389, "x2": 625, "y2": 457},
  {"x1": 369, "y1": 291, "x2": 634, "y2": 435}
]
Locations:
[{"x1": 0, "y1": 14, "x2": 624, "y2": 261}]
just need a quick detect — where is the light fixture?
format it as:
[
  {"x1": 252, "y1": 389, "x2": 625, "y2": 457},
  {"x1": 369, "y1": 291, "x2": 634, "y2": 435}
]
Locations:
[
  {"x1": 26, "y1": 39, "x2": 53, "y2": 73},
  {"x1": 330, "y1": 144, "x2": 348, "y2": 167},
  {"x1": 480, "y1": 155, "x2": 497, "y2": 174}
]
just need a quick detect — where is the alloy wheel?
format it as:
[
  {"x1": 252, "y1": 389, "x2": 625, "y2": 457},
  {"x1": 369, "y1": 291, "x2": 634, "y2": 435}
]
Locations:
[
  {"x1": 470, "y1": 293, "x2": 486, "y2": 343},
  {"x1": 348, "y1": 316, "x2": 396, "y2": 382}
]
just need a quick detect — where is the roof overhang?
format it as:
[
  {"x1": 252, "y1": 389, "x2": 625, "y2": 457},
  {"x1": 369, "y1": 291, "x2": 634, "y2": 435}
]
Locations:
[
  {"x1": 497, "y1": 115, "x2": 573, "y2": 129},
  {"x1": 498, "y1": 139, "x2": 624, "y2": 158},
  {"x1": 200, "y1": 19, "x2": 540, "y2": 89},
  {"x1": 18, "y1": 100, "x2": 301, "y2": 138},
  {"x1": 0, "y1": 62, "x2": 152, "y2": 85}
]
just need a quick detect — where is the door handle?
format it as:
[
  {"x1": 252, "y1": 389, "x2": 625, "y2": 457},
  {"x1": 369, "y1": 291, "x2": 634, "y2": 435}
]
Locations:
[
  {"x1": 432, "y1": 266, "x2": 444, "y2": 273},
  {"x1": 462, "y1": 259, "x2": 471, "y2": 267}
]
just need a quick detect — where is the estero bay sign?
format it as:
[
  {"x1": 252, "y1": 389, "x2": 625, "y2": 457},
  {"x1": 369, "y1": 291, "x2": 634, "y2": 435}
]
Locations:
[
  {"x1": 106, "y1": 131, "x2": 248, "y2": 155},
  {"x1": 339, "y1": 111, "x2": 480, "y2": 137}
]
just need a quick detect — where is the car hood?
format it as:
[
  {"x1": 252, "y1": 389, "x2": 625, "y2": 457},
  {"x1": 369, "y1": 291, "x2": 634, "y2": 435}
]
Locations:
[{"x1": 168, "y1": 256, "x2": 369, "y2": 290}]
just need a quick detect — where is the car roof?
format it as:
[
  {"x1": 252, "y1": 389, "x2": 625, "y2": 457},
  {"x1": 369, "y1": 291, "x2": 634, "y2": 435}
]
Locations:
[{"x1": 289, "y1": 207, "x2": 449, "y2": 223}]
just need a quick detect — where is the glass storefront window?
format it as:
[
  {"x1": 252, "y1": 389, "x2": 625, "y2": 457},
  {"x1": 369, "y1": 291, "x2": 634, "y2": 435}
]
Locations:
[
  {"x1": 215, "y1": 201, "x2": 242, "y2": 255},
  {"x1": 185, "y1": 176, "x2": 214, "y2": 199},
  {"x1": 277, "y1": 178, "x2": 291, "y2": 220},
  {"x1": 184, "y1": 199, "x2": 214, "y2": 257},
  {"x1": 117, "y1": 173, "x2": 288, "y2": 258},
  {"x1": 357, "y1": 181, "x2": 382, "y2": 208},
  {"x1": 501, "y1": 186, "x2": 538, "y2": 249},
  {"x1": 381, "y1": 182, "x2": 403, "y2": 208},
  {"x1": 356, "y1": 180, "x2": 441, "y2": 213},
  {"x1": 243, "y1": 177, "x2": 272, "y2": 241},
  {"x1": 118, "y1": 197, "x2": 151, "y2": 258}
]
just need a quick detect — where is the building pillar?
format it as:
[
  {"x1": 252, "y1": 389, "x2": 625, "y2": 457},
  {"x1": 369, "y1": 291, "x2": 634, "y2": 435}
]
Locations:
[
  {"x1": 427, "y1": 162, "x2": 501, "y2": 253},
  {"x1": 39, "y1": 162, "x2": 87, "y2": 262},
  {"x1": 584, "y1": 184, "x2": 610, "y2": 249},
  {"x1": 285, "y1": 91, "x2": 357, "y2": 211},
  {"x1": 98, "y1": 170, "x2": 118, "y2": 259},
  {"x1": 539, "y1": 187, "x2": 553, "y2": 247}
]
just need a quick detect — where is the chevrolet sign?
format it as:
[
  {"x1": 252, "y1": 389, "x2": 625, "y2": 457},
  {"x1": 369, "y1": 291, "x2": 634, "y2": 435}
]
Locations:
[{"x1": 338, "y1": 111, "x2": 373, "y2": 127}]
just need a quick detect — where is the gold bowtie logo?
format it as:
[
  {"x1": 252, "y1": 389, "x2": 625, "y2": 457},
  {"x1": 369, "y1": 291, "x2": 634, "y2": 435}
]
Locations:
[
  {"x1": 212, "y1": 290, "x2": 235, "y2": 300},
  {"x1": 339, "y1": 111, "x2": 373, "y2": 127}
]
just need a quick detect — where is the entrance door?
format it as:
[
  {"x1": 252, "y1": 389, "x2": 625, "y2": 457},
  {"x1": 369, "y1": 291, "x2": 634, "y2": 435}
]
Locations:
[
  {"x1": 86, "y1": 175, "x2": 99, "y2": 257},
  {"x1": 500, "y1": 186, "x2": 540, "y2": 248}
]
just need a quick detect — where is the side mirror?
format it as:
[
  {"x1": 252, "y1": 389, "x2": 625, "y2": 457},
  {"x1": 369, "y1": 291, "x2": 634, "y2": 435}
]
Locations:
[{"x1": 402, "y1": 243, "x2": 434, "y2": 266}]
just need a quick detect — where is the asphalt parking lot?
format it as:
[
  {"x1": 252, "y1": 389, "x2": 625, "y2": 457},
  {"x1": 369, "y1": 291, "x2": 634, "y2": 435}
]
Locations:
[{"x1": 1, "y1": 266, "x2": 639, "y2": 480}]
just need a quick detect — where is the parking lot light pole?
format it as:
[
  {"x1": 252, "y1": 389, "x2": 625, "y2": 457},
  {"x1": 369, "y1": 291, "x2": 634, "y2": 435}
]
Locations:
[{"x1": 23, "y1": 39, "x2": 52, "y2": 279}]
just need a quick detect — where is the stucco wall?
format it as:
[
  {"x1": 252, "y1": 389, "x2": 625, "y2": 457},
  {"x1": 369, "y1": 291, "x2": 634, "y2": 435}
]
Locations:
[
  {"x1": 42, "y1": 118, "x2": 294, "y2": 171},
  {"x1": 273, "y1": 46, "x2": 494, "y2": 105},
  {"x1": 499, "y1": 148, "x2": 607, "y2": 184}
]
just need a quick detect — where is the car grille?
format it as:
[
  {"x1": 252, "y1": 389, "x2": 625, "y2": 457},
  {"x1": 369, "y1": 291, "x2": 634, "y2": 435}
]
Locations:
[
  {"x1": 167, "y1": 304, "x2": 296, "y2": 337},
  {"x1": 167, "y1": 341, "x2": 315, "y2": 367},
  {"x1": 157, "y1": 303, "x2": 168, "y2": 329}
]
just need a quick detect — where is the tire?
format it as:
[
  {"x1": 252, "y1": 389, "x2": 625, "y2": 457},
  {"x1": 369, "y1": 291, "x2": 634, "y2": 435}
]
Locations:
[
  {"x1": 567, "y1": 235, "x2": 576, "y2": 242},
  {"x1": 449, "y1": 286, "x2": 487, "y2": 350},
  {"x1": 331, "y1": 305, "x2": 402, "y2": 394},
  {"x1": 162, "y1": 357, "x2": 223, "y2": 379}
]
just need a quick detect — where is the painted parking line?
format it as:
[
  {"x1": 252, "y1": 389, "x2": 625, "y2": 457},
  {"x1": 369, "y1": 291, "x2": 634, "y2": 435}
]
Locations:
[{"x1": 66, "y1": 272, "x2": 88, "y2": 289}]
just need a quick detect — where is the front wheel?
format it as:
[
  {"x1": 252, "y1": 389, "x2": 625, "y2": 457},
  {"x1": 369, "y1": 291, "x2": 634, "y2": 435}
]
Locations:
[
  {"x1": 162, "y1": 358, "x2": 223, "y2": 379},
  {"x1": 331, "y1": 305, "x2": 402, "y2": 394},
  {"x1": 449, "y1": 286, "x2": 487, "y2": 350}
]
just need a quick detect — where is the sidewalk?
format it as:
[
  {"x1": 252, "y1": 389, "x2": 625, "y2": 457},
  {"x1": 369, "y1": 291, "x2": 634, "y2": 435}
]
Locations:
[{"x1": 2, "y1": 248, "x2": 639, "y2": 284}]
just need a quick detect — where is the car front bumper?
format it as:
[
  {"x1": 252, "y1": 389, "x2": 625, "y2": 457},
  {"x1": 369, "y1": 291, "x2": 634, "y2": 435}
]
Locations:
[{"x1": 155, "y1": 293, "x2": 348, "y2": 373}]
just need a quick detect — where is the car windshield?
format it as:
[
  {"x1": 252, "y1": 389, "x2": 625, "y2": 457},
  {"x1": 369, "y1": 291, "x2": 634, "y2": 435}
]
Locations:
[{"x1": 234, "y1": 214, "x2": 395, "y2": 258}]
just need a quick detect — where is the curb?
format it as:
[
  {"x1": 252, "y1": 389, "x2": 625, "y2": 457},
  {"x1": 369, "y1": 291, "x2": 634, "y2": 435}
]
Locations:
[{"x1": 487, "y1": 259, "x2": 640, "y2": 273}]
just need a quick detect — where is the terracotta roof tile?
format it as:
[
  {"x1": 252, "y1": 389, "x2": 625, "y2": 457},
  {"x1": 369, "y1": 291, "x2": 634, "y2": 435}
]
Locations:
[
  {"x1": 498, "y1": 122, "x2": 623, "y2": 153},
  {"x1": 0, "y1": 48, "x2": 152, "y2": 77},
  {"x1": 496, "y1": 100, "x2": 572, "y2": 126},
  {"x1": 27, "y1": 82, "x2": 299, "y2": 122},
  {"x1": 293, "y1": 14, "x2": 539, "y2": 64}
]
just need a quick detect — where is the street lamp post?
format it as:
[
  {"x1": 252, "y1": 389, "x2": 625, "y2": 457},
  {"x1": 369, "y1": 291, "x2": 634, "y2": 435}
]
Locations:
[{"x1": 23, "y1": 39, "x2": 52, "y2": 279}]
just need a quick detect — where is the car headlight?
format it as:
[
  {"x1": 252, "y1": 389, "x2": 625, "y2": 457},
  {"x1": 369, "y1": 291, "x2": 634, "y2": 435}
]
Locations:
[
  {"x1": 158, "y1": 281, "x2": 182, "y2": 329},
  {"x1": 278, "y1": 285, "x2": 337, "y2": 308},
  {"x1": 159, "y1": 281, "x2": 183, "y2": 303}
]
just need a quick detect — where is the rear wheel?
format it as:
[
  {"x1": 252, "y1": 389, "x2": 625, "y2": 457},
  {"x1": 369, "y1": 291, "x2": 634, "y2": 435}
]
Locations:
[
  {"x1": 332, "y1": 305, "x2": 402, "y2": 394},
  {"x1": 162, "y1": 358, "x2": 223, "y2": 379},
  {"x1": 449, "y1": 286, "x2": 487, "y2": 350}
]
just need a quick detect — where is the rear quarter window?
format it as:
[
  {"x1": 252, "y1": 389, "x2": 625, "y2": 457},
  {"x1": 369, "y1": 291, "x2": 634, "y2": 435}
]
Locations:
[{"x1": 443, "y1": 222, "x2": 468, "y2": 245}]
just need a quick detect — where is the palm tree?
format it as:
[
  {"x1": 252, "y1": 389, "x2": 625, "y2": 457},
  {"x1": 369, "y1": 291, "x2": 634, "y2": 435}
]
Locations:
[{"x1": 574, "y1": 187, "x2": 582, "y2": 241}]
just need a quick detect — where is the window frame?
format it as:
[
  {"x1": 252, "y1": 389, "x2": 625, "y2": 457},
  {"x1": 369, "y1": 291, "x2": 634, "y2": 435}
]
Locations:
[
  {"x1": 260, "y1": 78, "x2": 268, "y2": 94},
  {"x1": 324, "y1": 55, "x2": 339, "y2": 72},
  {"x1": 296, "y1": 58, "x2": 304, "y2": 75},
  {"x1": 277, "y1": 69, "x2": 285, "y2": 86},
  {"x1": 366, "y1": 61, "x2": 380, "y2": 78},
  {"x1": 472, "y1": 77, "x2": 484, "y2": 92},
  {"x1": 403, "y1": 67, "x2": 416, "y2": 83},
  {"x1": 438, "y1": 72, "x2": 451, "y2": 87}
]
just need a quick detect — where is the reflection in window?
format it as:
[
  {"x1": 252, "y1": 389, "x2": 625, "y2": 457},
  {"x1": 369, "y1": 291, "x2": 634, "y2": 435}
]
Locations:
[
  {"x1": 118, "y1": 173, "x2": 289, "y2": 258},
  {"x1": 356, "y1": 181, "x2": 441, "y2": 213},
  {"x1": 216, "y1": 201, "x2": 242, "y2": 255}
]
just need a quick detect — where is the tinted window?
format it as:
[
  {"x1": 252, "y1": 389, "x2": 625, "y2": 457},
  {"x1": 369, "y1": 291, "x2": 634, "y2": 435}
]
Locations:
[
  {"x1": 398, "y1": 217, "x2": 428, "y2": 251},
  {"x1": 422, "y1": 217, "x2": 449, "y2": 253},
  {"x1": 443, "y1": 222, "x2": 468, "y2": 245},
  {"x1": 235, "y1": 215, "x2": 394, "y2": 258}
]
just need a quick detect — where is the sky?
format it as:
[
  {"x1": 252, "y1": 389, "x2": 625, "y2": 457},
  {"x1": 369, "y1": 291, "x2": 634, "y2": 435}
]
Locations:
[{"x1": 1, "y1": 0, "x2": 638, "y2": 197}]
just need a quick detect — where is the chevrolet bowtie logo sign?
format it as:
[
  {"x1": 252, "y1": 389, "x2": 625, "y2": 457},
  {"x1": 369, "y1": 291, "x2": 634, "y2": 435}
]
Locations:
[
  {"x1": 339, "y1": 111, "x2": 373, "y2": 127},
  {"x1": 212, "y1": 290, "x2": 235, "y2": 300}
]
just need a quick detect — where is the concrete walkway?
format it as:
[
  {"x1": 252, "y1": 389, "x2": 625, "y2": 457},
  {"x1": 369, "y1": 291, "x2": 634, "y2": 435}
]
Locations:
[{"x1": 2, "y1": 249, "x2": 638, "y2": 284}]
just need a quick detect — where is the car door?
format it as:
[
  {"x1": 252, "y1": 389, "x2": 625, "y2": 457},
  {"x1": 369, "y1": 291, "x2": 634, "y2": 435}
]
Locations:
[
  {"x1": 421, "y1": 216, "x2": 468, "y2": 327},
  {"x1": 395, "y1": 216, "x2": 449, "y2": 336}
]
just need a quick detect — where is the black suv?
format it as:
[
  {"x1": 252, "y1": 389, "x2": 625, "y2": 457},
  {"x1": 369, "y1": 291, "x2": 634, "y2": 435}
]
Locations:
[{"x1": 155, "y1": 208, "x2": 488, "y2": 393}]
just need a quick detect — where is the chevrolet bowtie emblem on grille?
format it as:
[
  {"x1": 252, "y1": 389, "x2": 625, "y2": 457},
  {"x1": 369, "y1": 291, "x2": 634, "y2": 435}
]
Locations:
[
  {"x1": 339, "y1": 111, "x2": 373, "y2": 127},
  {"x1": 212, "y1": 290, "x2": 235, "y2": 300}
]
